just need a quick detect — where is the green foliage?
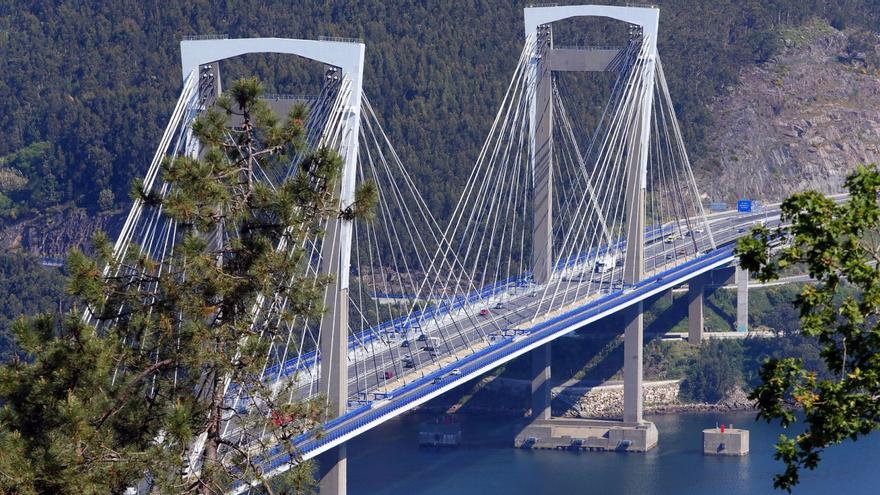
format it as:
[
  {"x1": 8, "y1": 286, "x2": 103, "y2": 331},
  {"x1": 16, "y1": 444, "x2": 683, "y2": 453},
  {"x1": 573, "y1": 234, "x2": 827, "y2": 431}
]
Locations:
[
  {"x1": 0, "y1": 78, "x2": 374, "y2": 494},
  {"x1": 680, "y1": 340, "x2": 744, "y2": 403},
  {"x1": 0, "y1": 252, "x2": 66, "y2": 361},
  {"x1": 736, "y1": 165, "x2": 880, "y2": 491},
  {"x1": 0, "y1": 141, "x2": 56, "y2": 219}
]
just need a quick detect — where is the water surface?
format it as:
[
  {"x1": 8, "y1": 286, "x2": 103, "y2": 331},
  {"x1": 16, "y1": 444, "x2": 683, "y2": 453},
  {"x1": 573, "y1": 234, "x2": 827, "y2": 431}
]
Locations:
[{"x1": 343, "y1": 411, "x2": 879, "y2": 494}]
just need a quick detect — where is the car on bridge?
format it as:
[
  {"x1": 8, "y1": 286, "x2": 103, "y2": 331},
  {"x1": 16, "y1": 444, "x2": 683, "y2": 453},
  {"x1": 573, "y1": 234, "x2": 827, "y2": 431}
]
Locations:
[
  {"x1": 384, "y1": 371, "x2": 395, "y2": 380},
  {"x1": 423, "y1": 337, "x2": 440, "y2": 355},
  {"x1": 479, "y1": 308, "x2": 490, "y2": 316}
]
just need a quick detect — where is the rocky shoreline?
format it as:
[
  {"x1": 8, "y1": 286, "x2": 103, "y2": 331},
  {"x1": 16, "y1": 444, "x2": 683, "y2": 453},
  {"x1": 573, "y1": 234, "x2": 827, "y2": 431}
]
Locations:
[
  {"x1": 647, "y1": 400, "x2": 756, "y2": 416},
  {"x1": 416, "y1": 400, "x2": 756, "y2": 418},
  {"x1": 414, "y1": 377, "x2": 756, "y2": 419}
]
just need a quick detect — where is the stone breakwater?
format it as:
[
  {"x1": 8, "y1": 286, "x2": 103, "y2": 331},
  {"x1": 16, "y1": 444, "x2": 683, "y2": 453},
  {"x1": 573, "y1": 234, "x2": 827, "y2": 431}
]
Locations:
[
  {"x1": 416, "y1": 376, "x2": 755, "y2": 418},
  {"x1": 556, "y1": 380, "x2": 682, "y2": 419}
]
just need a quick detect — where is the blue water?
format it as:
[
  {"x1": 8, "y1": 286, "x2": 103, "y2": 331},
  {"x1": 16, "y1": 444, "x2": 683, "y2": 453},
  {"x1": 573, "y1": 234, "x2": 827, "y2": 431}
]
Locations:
[{"x1": 343, "y1": 411, "x2": 879, "y2": 494}]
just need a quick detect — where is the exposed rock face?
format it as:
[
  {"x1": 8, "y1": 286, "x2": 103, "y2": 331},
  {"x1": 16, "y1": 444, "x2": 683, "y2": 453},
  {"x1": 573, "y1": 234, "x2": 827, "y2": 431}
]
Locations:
[
  {"x1": 695, "y1": 22, "x2": 880, "y2": 203},
  {"x1": 0, "y1": 208, "x2": 124, "y2": 258}
]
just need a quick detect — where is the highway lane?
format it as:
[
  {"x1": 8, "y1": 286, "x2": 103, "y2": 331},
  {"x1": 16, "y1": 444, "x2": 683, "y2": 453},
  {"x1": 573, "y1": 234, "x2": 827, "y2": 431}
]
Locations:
[
  {"x1": 234, "y1": 235, "x2": 754, "y2": 490},
  {"x1": 225, "y1": 205, "x2": 804, "y2": 490},
  {"x1": 329, "y1": 206, "x2": 781, "y2": 403},
  {"x1": 271, "y1": 206, "x2": 778, "y2": 406},
  {"x1": 229, "y1": 208, "x2": 771, "y2": 432},
  {"x1": 225, "y1": 207, "x2": 784, "y2": 467},
  {"x1": 334, "y1": 195, "x2": 848, "y2": 403}
]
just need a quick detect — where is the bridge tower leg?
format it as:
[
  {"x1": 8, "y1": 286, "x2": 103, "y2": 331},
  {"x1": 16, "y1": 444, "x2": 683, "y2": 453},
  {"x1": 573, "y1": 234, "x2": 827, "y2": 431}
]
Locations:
[
  {"x1": 530, "y1": 23, "x2": 554, "y2": 285},
  {"x1": 736, "y1": 265, "x2": 748, "y2": 333},
  {"x1": 688, "y1": 274, "x2": 706, "y2": 345},
  {"x1": 316, "y1": 47, "x2": 365, "y2": 495},
  {"x1": 531, "y1": 345, "x2": 552, "y2": 420},
  {"x1": 621, "y1": 22, "x2": 657, "y2": 426},
  {"x1": 622, "y1": 109, "x2": 646, "y2": 423}
]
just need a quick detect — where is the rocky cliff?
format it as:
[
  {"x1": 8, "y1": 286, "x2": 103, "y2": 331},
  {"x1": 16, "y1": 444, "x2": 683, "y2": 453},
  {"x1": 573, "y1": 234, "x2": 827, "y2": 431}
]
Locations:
[
  {"x1": 695, "y1": 21, "x2": 880, "y2": 202},
  {"x1": 0, "y1": 208, "x2": 124, "y2": 258}
]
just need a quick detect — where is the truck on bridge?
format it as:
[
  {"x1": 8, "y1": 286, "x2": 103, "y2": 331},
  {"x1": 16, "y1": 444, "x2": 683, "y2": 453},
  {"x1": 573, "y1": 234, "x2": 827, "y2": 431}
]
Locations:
[{"x1": 593, "y1": 254, "x2": 617, "y2": 273}]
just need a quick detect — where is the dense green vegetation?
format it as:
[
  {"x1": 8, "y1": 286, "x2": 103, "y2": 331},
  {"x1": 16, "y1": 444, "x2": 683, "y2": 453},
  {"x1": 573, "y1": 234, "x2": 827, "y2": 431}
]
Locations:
[
  {"x1": 737, "y1": 166, "x2": 880, "y2": 490},
  {"x1": 2, "y1": 1, "x2": 880, "y2": 222},
  {"x1": 2, "y1": 0, "x2": 878, "y2": 350},
  {"x1": 0, "y1": 78, "x2": 369, "y2": 493},
  {"x1": 0, "y1": 253, "x2": 65, "y2": 361}
]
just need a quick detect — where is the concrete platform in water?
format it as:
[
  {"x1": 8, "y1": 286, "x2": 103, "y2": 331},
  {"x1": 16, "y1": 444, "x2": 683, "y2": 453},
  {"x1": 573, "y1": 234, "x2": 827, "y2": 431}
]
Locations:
[
  {"x1": 703, "y1": 427, "x2": 749, "y2": 456},
  {"x1": 515, "y1": 418, "x2": 658, "y2": 452}
]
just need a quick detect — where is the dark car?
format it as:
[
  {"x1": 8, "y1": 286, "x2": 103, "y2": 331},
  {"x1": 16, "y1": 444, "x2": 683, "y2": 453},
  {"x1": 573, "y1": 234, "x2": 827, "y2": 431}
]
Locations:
[{"x1": 384, "y1": 371, "x2": 395, "y2": 380}]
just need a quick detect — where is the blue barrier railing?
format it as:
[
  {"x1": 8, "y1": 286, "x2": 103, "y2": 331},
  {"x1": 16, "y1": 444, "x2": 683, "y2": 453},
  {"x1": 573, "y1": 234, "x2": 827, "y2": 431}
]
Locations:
[
  {"x1": 234, "y1": 245, "x2": 738, "y2": 483},
  {"x1": 262, "y1": 225, "x2": 676, "y2": 385}
]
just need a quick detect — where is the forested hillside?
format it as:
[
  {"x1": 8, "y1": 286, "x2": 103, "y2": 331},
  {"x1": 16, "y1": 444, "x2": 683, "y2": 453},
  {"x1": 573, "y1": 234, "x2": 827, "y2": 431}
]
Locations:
[
  {"x1": 1, "y1": 1, "x2": 880, "y2": 354},
  {"x1": 0, "y1": 253, "x2": 64, "y2": 360},
  {"x1": 2, "y1": 0, "x2": 878, "y2": 223}
]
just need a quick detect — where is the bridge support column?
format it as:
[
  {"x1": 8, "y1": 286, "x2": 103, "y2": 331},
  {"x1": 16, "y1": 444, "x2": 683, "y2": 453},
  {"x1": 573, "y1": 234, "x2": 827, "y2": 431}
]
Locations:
[
  {"x1": 623, "y1": 304, "x2": 644, "y2": 423},
  {"x1": 316, "y1": 44, "x2": 364, "y2": 495},
  {"x1": 736, "y1": 265, "x2": 748, "y2": 332},
  {"x1": 318, "y1": 445, "x2": 346, "y2": 495},
  {"x1": 530, "y1": 23, "x2": 554, "y2": 285},
  {"x1": 517, "y1": 4, "x2": 660, "y2": 453},
  {"x1": 531, "y1": 344, "x2": 552, "y2": 420},
  {"x1": 621, "y1": 81, "x2": 648, "y2": 426},
  {"x1": 688, "y1": 274, "x2": 706, "y2": 345},
  {"x1": 318, "y1": 217, "x2": 350, "y2": 495}
]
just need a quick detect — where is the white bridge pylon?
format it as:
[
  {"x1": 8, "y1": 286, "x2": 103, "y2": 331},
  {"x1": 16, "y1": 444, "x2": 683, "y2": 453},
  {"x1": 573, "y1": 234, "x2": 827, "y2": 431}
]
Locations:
[
  {"x1": 100, "y1": 36, "x2": 365, "y2": 493},
  {"x1": 521, "y1": 3, "x2": 716, "y2": 427},
  {"x1": 525, "y1": 4, "x2": 659, "y2": 286},
  {"x1": 179, "y1": 37, "x2": 364, "y2": 495}
]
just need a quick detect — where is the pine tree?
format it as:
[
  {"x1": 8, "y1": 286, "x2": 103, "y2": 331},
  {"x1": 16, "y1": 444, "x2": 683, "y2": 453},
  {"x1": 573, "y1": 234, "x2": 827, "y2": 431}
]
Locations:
[{"x1": 0, "y1": 77, "x2": 374, "y2": 494}]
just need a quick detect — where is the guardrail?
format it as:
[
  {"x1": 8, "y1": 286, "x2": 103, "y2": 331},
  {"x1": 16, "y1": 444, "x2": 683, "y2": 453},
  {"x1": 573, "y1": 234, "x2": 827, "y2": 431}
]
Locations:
[
  {"x1": 182, "y1": 34, "x2": 229, "y2": 41},
  {"x1": 318, "y1": 36, "x2": 363, "y2": 44},
  {"x1": 231, "y1": 245, "x2": 741, "y2": 489},
  {"x1": 262, "y1": 223, "x2": 677, "y2": 383}
]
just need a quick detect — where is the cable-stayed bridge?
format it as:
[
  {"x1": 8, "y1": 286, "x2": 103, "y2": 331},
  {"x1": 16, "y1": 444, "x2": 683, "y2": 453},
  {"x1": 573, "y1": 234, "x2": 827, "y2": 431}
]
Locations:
[{"x1": 110, "y1": 5, "x2": 795, "y2": 494}]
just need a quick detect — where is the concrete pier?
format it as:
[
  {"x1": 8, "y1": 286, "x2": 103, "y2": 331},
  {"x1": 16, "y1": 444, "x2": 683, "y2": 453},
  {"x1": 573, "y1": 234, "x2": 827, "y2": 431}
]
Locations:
[
  {"x1": 687, "y1": 274, "x2": 706, "y2": 345},
  {"x1": 736, "y1": 265, "x2": 749, "y2": 332},
  {"x1": 703, "y1": 427, "x2": 749, "y2": 456},
  {"x1": 516, "y1": 418, "x2": 658, "y2": 452},
  {"x1": 531, "y1": 345, "x2": 552, "y2": 420}
]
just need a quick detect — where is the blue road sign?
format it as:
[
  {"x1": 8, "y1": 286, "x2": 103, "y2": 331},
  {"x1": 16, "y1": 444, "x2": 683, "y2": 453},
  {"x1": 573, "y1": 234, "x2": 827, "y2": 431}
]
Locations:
[{"x1": 737, "y1": 199, "x2": 752, "y2": 213}]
